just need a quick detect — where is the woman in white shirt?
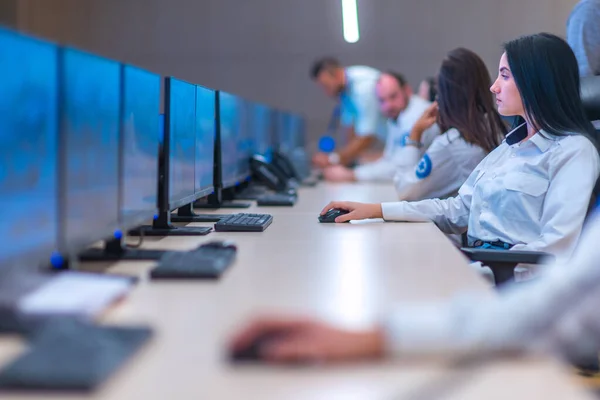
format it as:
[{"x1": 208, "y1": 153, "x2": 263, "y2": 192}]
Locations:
[
  {"x1": 325, "y1": 39, "x2": 600, "y2": 262},
  {"x1": 228, "y1": 33, "x2": 600, "y2": 364},
  {"x1": 394, "y1": 48, "x2": 506, "y2": 201}
]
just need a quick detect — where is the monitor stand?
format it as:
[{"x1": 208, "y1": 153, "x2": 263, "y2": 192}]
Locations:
[
  {"x1": 193, "y1": 188, "x2": 251, "y2": 210},
  {"x1": 234, "y1": 184, "x2": 270, "y2": 200},
  {"x1": 129, "y1": 211, "x2": 212, "y2": 237},
  {"x1": 170, "y1": 203, "x2": 231, "y2": 223},
  {"x1": 79, "y1": 238, "x2": 168, "y2": 261}
]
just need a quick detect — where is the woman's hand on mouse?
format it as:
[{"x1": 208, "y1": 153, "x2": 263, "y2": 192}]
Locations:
[
  {"x1": 320, "y1": 201, "x2": 383, "y2": 222},
  {"x1": 229, "y1": 316, "x2": 386, "y2": 363}
]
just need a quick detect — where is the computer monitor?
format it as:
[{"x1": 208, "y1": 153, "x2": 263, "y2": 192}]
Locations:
[
  {"x1": 134, "y1": 77, "x2": 211, "y2": 236},
  {"x1": 289, "y1": 113, "x2": 306, "y2": 150},
  {"x1": 58, "y1": 47, "x2": 121, "y2": 259},
  {"x1": 0, "y1": 29, "x2": 59, "y2": 269},
  {"x1": 219, "y1": 91, "x2": 250, "y2": 189},
  {"x1": 271, "y1": 111, "x2": 310, "y2": 182},
  {"x1": 120, "y1": 65, "x2": 160, "y2": 231},
  {"x1": 194, "y1": 85, "x2": 216, "y2": 198},
  {"x1": 275, "y1": 111, "x2": 305, "y2": 154},
  {"x1": 167, "y1": 78, "x2": 196, "y2": 209},
  {"x1": 248, "y1": 102, "x2": 273, "y2": 162}
]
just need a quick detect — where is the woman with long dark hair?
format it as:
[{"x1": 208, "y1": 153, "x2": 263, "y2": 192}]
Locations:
[
  {"x1": 393, "y1": 47, "x2": 506, "y2": 200},
  {"x1": 227, "y1": 33, "x2": 600, "y2": 365},
  {"x1": 324, "y1": 33, "x2": 599, "y2": 262}
]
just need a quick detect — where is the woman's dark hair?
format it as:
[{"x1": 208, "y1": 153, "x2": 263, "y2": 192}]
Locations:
[
  {"x1": 437, "y1": 48, "x2": 506, "y2": 153},
  {"x1": 504, "y1": 33, "x2": 597, "y2": 146},
  {"x1": 425, "y1": 76, "x2": 437, "y2": 102}
]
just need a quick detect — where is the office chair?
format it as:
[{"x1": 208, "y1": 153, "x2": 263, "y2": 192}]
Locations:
[{"x1": 461, "y1": 75, "x2": 600, "y2": 286}]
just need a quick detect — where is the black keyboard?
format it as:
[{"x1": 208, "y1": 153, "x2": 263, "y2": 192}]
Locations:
[
  {"x1": 256, "y1": 193, "x2": 297, "y2": 207},
  {"x1": 150, "y1": 242, "x2": 237, "y2": 279},
  {"x1": 214, "y1": 213, "x2": 273, "y2": 232},
  {"x1": 0, "y1": 319, "x2": 152, "y2": 392}
]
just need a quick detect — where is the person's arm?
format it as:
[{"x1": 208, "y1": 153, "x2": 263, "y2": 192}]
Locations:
[
  {"x1": 567, "y1": 0, "x2": 600, "y2": 76},
  {"x1": 353, "y1": 109, "x2": 440, "y2": 182},
  {"x1": 385, "y1": 211, "x2": 600, "y2": 359},
  {"x1": 228, "y1": 213, "x2": 600, "y2": 363},
  {"x1": 510, "y1": 137, "x2": 600, "y2": 260},
  {"x1": 335, "y1": 82, "x2": 384, "y2": 166},
  {"x1": 380, "y1": 158, "x2": 485, "y2": 234},
  {"x1": 353, "y1": 153, "x2": 397, "y2": 182},
  {"x1": 337, "y1": 134, "x2": 377, "y2": 166},
  {"x1": 393, "y1": 133, "x2": 462, "y2": 201},
  {"x1": 314, "y1": 125, "x2": 375, "y2": 168}
]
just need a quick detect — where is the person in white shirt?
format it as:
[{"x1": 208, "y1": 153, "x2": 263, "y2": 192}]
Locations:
[
  {"x1": 227, "y1": 33, "x2": 600, "y2": 364},
  {"x1": 310, "y1": 58, "x2": 387, "y2": 168},
  {"x1": 323, "y1": 72, "x2": 439, "y2": 182},
  {"x1": 322, "y1": 35, "x2": 599, "y2": 264},
  {"x1": 393, "y1": 48, "x2": 506, "y2": 201}
]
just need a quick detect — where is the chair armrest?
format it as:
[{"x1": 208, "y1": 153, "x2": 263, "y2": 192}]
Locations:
[{"x1": 460, "y1": 248, "x2": 554, "y2": 265}]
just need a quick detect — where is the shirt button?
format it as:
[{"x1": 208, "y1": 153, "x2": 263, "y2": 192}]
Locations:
[
  {"x1": 482, "y1": 202, "x2": 488, "y2": 208},
  {"x1": 511, "y1": 154, "x2": 516, "y2": 158}
]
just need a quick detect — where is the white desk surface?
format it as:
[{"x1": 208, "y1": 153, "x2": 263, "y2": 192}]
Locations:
[{"x1": 0, "y1": 183, "x2": 593, "y2": 400}]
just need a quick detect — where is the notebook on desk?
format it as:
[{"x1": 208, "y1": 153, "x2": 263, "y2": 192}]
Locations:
[{"x1": 0, "y1": 269, "x2": 135, "y2": 332}]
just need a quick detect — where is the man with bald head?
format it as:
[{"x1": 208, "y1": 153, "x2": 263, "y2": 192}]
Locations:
[{"x1": 323, "y1": 72, "x2": 440, "y2": 182}]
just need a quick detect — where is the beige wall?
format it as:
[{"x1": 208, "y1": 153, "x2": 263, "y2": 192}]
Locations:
[
  {"x1": 0, "y1": 0, "x2": 18, "y2": 28},
  {"x1": 15, "y1": 0, "x2": 579, "y2": 150}
]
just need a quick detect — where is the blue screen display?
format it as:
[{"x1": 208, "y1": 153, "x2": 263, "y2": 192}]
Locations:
[
  {"x1": 249, "y1": 103, "x2": 272, "y2": 162},
  {"x1": 277, "y1": 112, "x2": 305, "y2": 153},
  {"x1": 121, "y1": 66, "x2": 160, "y2": 227},
  {"x1": 167, "y1": 78, "x2": 196, "y2": 206},
  {"x1": 60, "y1": 48, "x2": 120, "y2": 253},
  {"x1": 195, "y1": 85, "x2": 215, "y2": 195},
  {"x1": 288, "y1": 114, "x2": 306, "y2": 149},
  {"x1": 0, "y1": 30, "x2": 58, "y2": 266},
  {"x1": 219, "y1": 91, "x2": 241, "y2": 187}
]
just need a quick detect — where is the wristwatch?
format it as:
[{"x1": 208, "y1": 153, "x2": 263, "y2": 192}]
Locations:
[
  {"x1": 404, "y1": 138, "x2": 423, "y2": 148},
  {"x1": 328, "y1": 152, "x2": 341, "y2": 165}
]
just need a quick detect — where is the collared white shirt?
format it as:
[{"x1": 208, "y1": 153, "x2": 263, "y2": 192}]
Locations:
[
  {"x1": 381, "y1": 124, "x2": 600, "y2": 263},
  {"x1": 393, "y1": 128, "x2": 488, "y2": 201},
  {"x1": 383, "y1": 211, "x2": 600, "y2": 361},
  {"x1": 339, "y1": 66, "x2": 387, "y2": 140},
  {"x1": 354, "y1": 96, "x2": 439, "y2": 181}
]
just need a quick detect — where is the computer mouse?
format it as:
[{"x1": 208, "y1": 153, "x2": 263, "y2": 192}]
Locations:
[
  {"x1": 229, "y1": 332, "x2": 284, "y2": 362},
  {"x1": 199, "y1": 240, "x2": 237, "y2": 251},
  {"x1": 318, "y1": 208, "x2": 350, "y2": 223}
]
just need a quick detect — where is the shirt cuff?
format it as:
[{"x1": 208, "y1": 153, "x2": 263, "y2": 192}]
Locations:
[{"x1": 381, "y1": 201, "x2": 429, "y2": 221}]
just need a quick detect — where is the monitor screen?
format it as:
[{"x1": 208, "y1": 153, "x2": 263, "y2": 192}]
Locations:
[
  {"x1": 59, "y1": 48, "x2": 120, "y2": 255},
  {"x1": 0, "y1": 30, "x2": 58, "y2": 267},
  {"x1": 195, "y1": 85, "x2": 215, "y2": 198},
  {"x1": 219, "y1": 91, "x2": 243, "y2": 188},
  {"x1": 166, "y1": 78, "x2": 196, "y2": 209},
  {"x1": 236, "y1": 98, "x2": 253, "y2": 181},
  {"x1": 248, "y1": 102, "x2": 272, "y2": 162},
  {"x1": 289, "y1": 113, "x2": 306, "y2": 149},
  {"x1": 121, "y1": 65, "x2": 160, "y2": 230},
  {"x1": 276, "y1": 112, "x2": 305, "y2": 153}
]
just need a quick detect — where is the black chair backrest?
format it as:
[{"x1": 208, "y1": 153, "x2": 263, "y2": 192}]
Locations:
[{"x1": 581, "y1": 75, "x2": 600, "y2": 122}]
